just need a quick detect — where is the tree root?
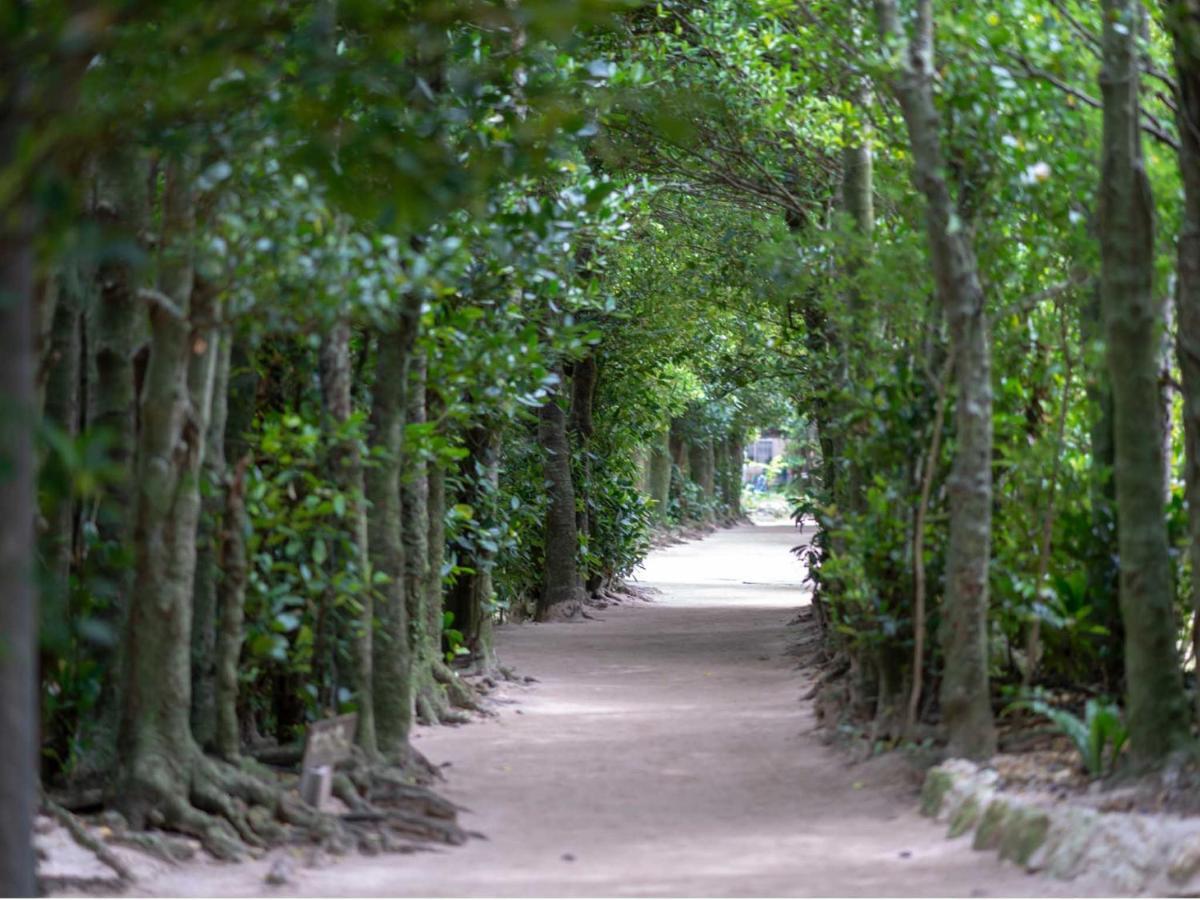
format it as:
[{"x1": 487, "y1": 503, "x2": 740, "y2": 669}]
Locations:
[
  {"x1": 415, "y1": 678, "x2": 473, "y2": 727},
  {"x1": 120, "y1": 746, "x2": 341, "y2": 863},
  {"x1": 43, "y1": 796, "x2": 134, "y2": 882},
  {"x1": 332, "y1": 759, "x2": 468, "y2": 849},
  {"x1": 433, "y1": 659, "x2": 491, "y2": 714},
  {"x1": 72, "y1": 735, "x2": 470, "y2": 881}
]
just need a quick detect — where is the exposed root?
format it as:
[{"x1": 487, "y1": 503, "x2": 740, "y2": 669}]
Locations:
[
  {"x1": 333, "y1": 759, "x2": 469, "y2": 850},
  {"x1": 416, "y1": 690, "x2": 443, "y2": 727},
  {"x1": 119, "y1": 746, "x2": 346, "y2": 863},
  {"x1": 434, "y1": 659, "x2": 491, "y2": 714},
  {"x1": 50, "y1": 731, "x2": 470, "y2": 887},
  {"x1": 43, "y1": 796, "x2": 134, "y2": 882},
  {"x1": 108, "y1": 830, "x2": 197, "y2": 864}
]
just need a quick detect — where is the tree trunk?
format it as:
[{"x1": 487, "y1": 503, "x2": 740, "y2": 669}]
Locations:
[
  {"x1": 688, "y1": 442, "x2": 716, "y2": 522},
  {"x1": 39, "y1": 265, "x2": 84, "y2": 625},
  {"x1": 647, "y1": 429, "x2": 672, "y2": 524},
  {"x1": 538, "y1": 367, "x2": 581, "y2": 619},
  {"x1": 318, "y1": 319, "x2": 377, "y2": 754},
  {"x1": 447, "y1": 420, "x2": 503, "y2": 667},
  {"x1": 312, "y1": 322, "x2": 350, "y2": 716},
  {"x1": 842, "y1": 89, "x2": 875, "y2": 510},
  {"x1": 1098, "y1": 0, "x2": 1189, "y2": 765},
  {"x1": 213, "y1": 339, "x2": 256, "y2": 763},
  {"x1": 366, "y1": 314, "x2": 418, "y2": 760},
  {"x1": 1081, "y1": 283, "x2": 1123, "y2": 684},
  {"x1": 402, "y1": 354, "x2": 437, "y2": 718},
  {"x1": 1164, "y1": 0, "x2": 1200, "y2": 721},
  {"x1": 720, "y1": 439, "x2": 739, "y2": 518},
  {"x1": 569, "y1": 355, "x2": 597, "y2": 591},
  {"x1": 116, "y1": 156, "x2": 216, "y2": 825},
  {"x1": 875, "y1": 0, "x2": 996, "y2": 759},
  {"x1": 0, "y1": 196, "x2": 37, "y2": 899},
  {"x1": 81, "y1": 148, "x2": 148, "y2": 774},
  {"x1": 190, "y1": 304, "x2": 228, "y2": 750}
]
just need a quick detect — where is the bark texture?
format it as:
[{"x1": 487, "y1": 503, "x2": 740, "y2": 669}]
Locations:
[
  {"x1": 0, "y1": 198, "x2": 36, "y2": 899},
  {"x1": 366, "y1": 308, "x2": 419, "y2": 760},
  {"x1": 190, "y1": 303, "x2": 228, "y2": 750},
  {"x1": 875, "y1": 0, "x2": 996, "y2": 759},
  {"x1": 538, "y1": 367, "x2": 581, "y2": 619},
  {"x1": 1165, "y1": 0, "x2": 1200, "y2": 720},
  {"x1": 214, "y1": 340, "x2": 256, "y2": 762},
  {"x1": 82, "y1": 148, "x2": 149, "y2": 772},
  {"x1": 1099, "y1": 0, "x2": 1189, "y2": 764},
  {"x1": 319, "y1": 320, "x2": 377, "y2": 754},
  {"x1": 117, "y1": 157, "x2": 220, "y2": 827},
  {"x1": 39, "y1": 265, "x2": 84, "y2": 617},
  {"x1": 647, "y1": 429, "x2": 672, "y2": 524}
]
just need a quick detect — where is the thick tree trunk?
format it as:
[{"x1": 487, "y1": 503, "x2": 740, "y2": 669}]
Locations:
[
  {"x1": 190, "y1": 306, "x2": 228, "y2": 750},
  {"x1": 0, "y1": 200, "x2": 37, "y2": 899},
  {"x1": 569, "y1": 356, "x2": 598, "y2": 591},
  {"x1": 1165, "y1": 0, "x2": 1200, "y2": 721},
  {"x1": 538, "y1": 367, "x2": 581, "y2": 619},
  {"x1": 688, "y1": 442, "x2": 716, "y2": 523},
  {"x1": 647, "y1": 429, "x2": 672, "y2": 524},
  {"x1": 116, "y1": 157, "x2": 215, "y2": 825},
  {"x1": 213, "y1": 339, "x2": 256, "y2": 763},
  {"x1": 875, "y1": 0, "x2": 996, "y2": 760},
  {"x1": 81, "y1": 148, "x2": 148, "y2": 773},
  {"x1": 1081, "y1": 284, "x2": 1123, "y2": 679},
  {"x1": 402, "y1": 354, "x2": 439, "y2": 721},
  {"x1": 842, "y1": 91, "x2": 875, "y2": 510},
  {"x1": 1096, "y1": 0, "x2": 1188, "y2": 764},
  {"x1": 39, "y1": 266, "x2": 84, "y2": 618},
  {"x1": 729, "y1": 436, "x2": 745, "y2": 519},
  {"x1": 312, "y1": 322, "x2": 350, "y2": 715},
  {"x1": 366, "y1": 314, "x2": 418, "y2": 760},
  {"x1": 318, "y1": 319, "x2": 377, "y2": 754}
]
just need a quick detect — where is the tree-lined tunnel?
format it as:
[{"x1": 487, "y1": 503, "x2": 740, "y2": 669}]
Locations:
[{"x1": 3, "y1": 0, "x2": 1200, "y2": 896}]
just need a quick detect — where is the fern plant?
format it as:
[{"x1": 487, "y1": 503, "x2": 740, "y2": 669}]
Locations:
[{"x1": 1011, "y1": 697, "x2": 1129, "y2": 776}]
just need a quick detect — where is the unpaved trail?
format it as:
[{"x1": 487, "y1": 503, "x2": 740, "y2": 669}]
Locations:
[{"x1": 142, "y1": 524, "x2": 1108, "y2": 897}]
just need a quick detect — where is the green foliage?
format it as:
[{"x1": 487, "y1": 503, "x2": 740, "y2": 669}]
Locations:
[
  {"x1": 243, "y1": 404, "x2": 369, "y2": 736},
  {"x1": 1008, "y1": 697, "x2": 1130, "y2": 777},
  {"x1": 442, "y1": 611, "x2": 469, "y2": 664}
]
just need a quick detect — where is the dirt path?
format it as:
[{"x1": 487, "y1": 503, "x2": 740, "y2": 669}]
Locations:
[{"x1": 143, "y1": 524, "x2": 1106, "y2": 897}]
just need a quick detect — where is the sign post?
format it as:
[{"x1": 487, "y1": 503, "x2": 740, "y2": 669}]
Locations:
[{"x1": 298, "y1": 713, "x2": 357, "y2": 810}]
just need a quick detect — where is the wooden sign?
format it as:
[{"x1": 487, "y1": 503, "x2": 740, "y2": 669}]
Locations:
[{"x1": 301, "y1": 713, "x2": 358, "y2": 771}]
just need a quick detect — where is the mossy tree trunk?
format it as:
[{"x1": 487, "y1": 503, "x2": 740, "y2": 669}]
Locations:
[
  {"x1": 39, "y1": 262, "x2": 84, "y2": 624},
  {"x1": 365, "y1": 305, "x2": 419, "y2": 761},
  {"x1": 116, "y1": 156, "x2": 226, "y2": 829},
  {"x1": 318, "y1": 319, "x2": 377, "y2": 754},
  {"x1": 875, "y1": 0, "x2": 996, "y2": 760},
  {"x1": 0, "y1": 181, "x2": 37, "y2": 898},
  {"x1": 647, "y1": 428, "x2": 672, "y2": 524},
  {"x1": 687, "y1": 441, "x2": 717, "y2": 523},
  {"x1": 841, "y1": 93, "x2": 875, "y2": 512},
  {"x1": 1164, "y1": 0, "x2": 1200, "y2": 720},
  {"x1": 1081, "y1": 284, "x2": 1123, "y2": 684},
  {"x1": 190, "y1": 295, "x2": 228, "y2": 750},
  {"x1": 1100, "y1": 0, "x2": 1190, "y2": 764},
  {"x1": 538, "y1": 365, "x2": 581, "y2": 619},
  {"x1": 403, "y1": 353, "x2": 441, "y2": 722},
  {"x1": 213, "y1": 339, "x2": 256, "y2": 762},
  {"x1": 569, "y1": 355, "x2": 598, "y2": 592},
  {"x1": 83, "y1": 147, "x2": 149, "y2": 773}
]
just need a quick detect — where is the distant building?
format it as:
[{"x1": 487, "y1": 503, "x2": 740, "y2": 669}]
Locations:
[{"x1": 746, "y1": 433, "x2": 786, "y2": 464}]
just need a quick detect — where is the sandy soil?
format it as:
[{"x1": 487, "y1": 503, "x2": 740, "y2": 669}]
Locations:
[{"x1": 135, "y1": 524, "x2": 1111, "y2": 897}]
